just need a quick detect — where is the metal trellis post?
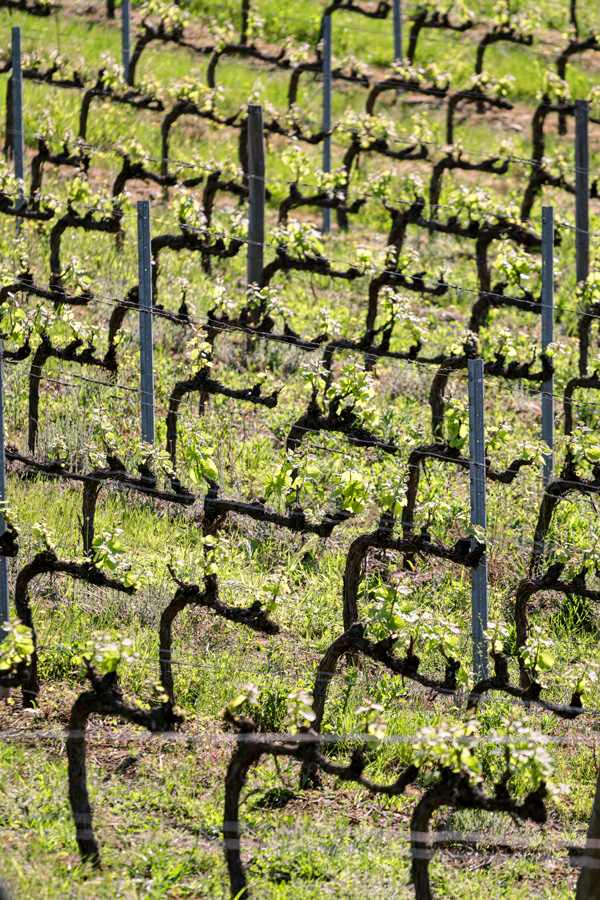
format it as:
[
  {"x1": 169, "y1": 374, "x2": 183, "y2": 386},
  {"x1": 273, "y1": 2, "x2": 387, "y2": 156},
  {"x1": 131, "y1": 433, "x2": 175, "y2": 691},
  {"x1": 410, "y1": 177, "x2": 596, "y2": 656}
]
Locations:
[
  {"x1": 0, "y1": 339, "x2": 8, "y2": 643},
  {"x1": 393, "y1": 0, "x2": 403, "y2": 63},
  {"x1": 575, "y1": 99, "x2": 589, "y2": 288},
  {"x1": 322, "y1": 15, "x2": 332, "y2": 234},
  {"x1": 137, "y1": 200, "x2": 155, "y2": 445},
  {"x1": 468, "y1": 358, "x2": 488, "y2": 681},
  {"x1": 122, "y1": 0, "x2": 131, "y2": 83},
  {"x1": 541, "y1": 206, "x2": 554, "y2": 486},
  {"x1": 247, "y1": 104, "x2": 265, "y2": 295},
  {"x1": 11, "y1": 26, "x2": 25, "y2": 233}
]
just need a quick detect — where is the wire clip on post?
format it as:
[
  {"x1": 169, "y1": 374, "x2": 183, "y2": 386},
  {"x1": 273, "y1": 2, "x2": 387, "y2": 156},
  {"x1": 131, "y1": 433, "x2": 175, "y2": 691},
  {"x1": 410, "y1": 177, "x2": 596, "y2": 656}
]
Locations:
[
  {"x1": 575, "y1": 99, "x2": 589, "y2": 289},
  {"x1": 247, "y1": 104, "x2": 265, "y2": 306},
  {"x1": 468, "y1": 358, "x2": 488, "y2": 681},
  {"x1": 322, "y1": 15, "x2": 332, "y2": 235},
  {"x1": 11, "y1": 26, "x2": 25, "y2": 234},
  {"x1": 122, "y1": 0, "x2": 131, "y2": 84},
  {"x1": 137, "y1": 200, "x2": 155, "y2": 445},
  {"x1": 541, "y1": 205, "x2": 554, "y2": 486},
  {"x1": 393, "y1": 0, "x2": 403, "y2": 63}
]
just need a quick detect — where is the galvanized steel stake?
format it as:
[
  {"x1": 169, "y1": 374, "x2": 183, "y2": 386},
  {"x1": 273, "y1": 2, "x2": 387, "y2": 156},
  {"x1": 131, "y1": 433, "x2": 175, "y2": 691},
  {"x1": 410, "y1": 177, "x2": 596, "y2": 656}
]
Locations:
[
  {"x1": 0, "y1": 339, "x2": 9, "y2": 642},
  {"x1": 575, "y1": 99, "x2": 589, "y2": 288},
  {"x1": 468, "y1": 358, "x2": 488, "y2": 680},
  {"x1": 11, "y1": 26, "x2": 24, "y2": 233},
  {"x1": 322, "y1": 15, "x2": 332, "y2": 234},
  {"x1": 393, "y1": 0, "x2": 403, "y2": 62},
  {"x1": 122, "y1": 0, "x2": 131, "y2": 83},
  {"x1": 541, "y1": 206, "x2": 554, "y2": 486},
  {"x1": 137, "y1": 200, "x2": 155, "y2": 444},
  {"x1": 247, "y1": 104, "x2": 265, "y2": 294}
]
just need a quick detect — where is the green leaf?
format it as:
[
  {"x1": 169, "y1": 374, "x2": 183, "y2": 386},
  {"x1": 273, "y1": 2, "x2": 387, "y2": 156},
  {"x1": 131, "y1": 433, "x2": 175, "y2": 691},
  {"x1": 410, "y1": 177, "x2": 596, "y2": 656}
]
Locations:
[
  {"x1": 538, "y1": 650, "x2": 554, "y2": 671},
  {"x1": 200, "y1": 458, "x2": 219, "y2": 481},
  {"x1": 123, "y1": 572, "x2": 140, "y2": 589},
  {"x1": 102, "y1": 651, "x2": 120, "y2": 673}
]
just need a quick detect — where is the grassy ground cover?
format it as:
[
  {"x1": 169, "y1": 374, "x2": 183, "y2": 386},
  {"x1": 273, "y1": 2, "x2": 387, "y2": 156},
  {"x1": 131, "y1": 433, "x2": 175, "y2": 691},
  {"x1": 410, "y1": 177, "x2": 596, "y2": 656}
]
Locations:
[{"x1": 1, "y1": 1, "x2": 600, "y2": 898}]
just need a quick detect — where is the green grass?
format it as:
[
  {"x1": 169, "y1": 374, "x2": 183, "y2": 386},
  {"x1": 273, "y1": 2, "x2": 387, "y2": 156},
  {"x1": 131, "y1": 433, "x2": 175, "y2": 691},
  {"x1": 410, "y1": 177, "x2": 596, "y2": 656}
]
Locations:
[{"x1": 0, "y1": 0, "x2": 600, "y2": 897}]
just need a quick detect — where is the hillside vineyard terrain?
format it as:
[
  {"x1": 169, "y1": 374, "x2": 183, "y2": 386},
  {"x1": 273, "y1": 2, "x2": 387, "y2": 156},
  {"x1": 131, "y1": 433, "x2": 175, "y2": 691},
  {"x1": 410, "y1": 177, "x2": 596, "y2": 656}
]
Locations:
[{"x1": 2, "y1": 0, "x2": 600, "y2": 898}]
